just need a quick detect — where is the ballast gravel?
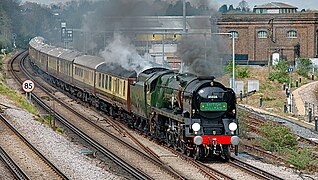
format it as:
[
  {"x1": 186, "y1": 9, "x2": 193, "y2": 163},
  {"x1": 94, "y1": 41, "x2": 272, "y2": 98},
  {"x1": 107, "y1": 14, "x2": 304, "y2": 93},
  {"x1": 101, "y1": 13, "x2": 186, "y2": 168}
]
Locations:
[{"x1": 0, "y1": 95, "x2": 121, "y2": 180}]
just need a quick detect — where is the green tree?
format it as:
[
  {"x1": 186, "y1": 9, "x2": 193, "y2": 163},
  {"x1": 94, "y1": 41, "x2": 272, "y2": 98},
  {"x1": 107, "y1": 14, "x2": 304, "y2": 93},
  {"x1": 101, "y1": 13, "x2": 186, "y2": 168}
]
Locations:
[
  {"x1": 224, "y1": 62, "x2": 250, "y2": 78},
  {"x1": 296, "y1": 58, "x2": 312, "y2": 79},
  {"x1": 268, "y1": 60, "x2": 290, "y2": 83}
]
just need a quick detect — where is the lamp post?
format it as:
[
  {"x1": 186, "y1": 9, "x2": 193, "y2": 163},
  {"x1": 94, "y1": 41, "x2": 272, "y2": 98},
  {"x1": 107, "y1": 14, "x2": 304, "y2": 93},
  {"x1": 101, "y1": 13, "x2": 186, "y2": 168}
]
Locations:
[
  {"x1": 183, "y1": 0, "x2": 186, "y2": 33},
  {"x1": 210, "y1": 32, "x2": 235, "y2": 92},
  {"x1": 232, "y1": 32, "x2": 235, "y2": 92},
  {"x1": 162, "y1": 32, "x2": 165, "y2": 63}
]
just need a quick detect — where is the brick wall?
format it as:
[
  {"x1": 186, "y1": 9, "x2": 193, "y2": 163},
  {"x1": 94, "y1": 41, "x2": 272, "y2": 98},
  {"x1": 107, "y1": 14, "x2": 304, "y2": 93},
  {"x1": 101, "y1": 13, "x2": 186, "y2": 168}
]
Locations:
[{"x1": 217, "y1": 13, "x2": 318, "y2": 62}]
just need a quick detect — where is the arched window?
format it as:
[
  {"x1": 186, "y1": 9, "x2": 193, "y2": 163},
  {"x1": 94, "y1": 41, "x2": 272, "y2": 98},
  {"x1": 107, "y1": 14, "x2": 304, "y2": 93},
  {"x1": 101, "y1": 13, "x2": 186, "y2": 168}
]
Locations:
[
  {"x1": 258, "y1": 31, "x2": 267, "y2": 38},
  {"x1": 287, "y1": 30, "x2": 297, "y2": 38},
  {"x1": 229, "y1": 31, "x2": 238, "y2": 38}
]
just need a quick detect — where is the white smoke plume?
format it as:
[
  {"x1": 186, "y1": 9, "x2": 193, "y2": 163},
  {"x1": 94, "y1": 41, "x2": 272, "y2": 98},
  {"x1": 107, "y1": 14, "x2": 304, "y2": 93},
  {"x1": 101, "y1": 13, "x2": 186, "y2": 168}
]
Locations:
[{"x1": 100, "y1": 33, "x2": 154, "y2": 74}]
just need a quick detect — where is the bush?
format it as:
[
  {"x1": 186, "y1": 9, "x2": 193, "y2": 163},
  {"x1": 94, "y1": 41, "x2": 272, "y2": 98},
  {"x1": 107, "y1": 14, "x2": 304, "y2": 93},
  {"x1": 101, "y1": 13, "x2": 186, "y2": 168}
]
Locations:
[
  {"x1": 296, "y1": 58, "x2": 312, "y2": 79},
  {"x1": 259, "y1": 122, "x2": 297, "y2": 152},
  {"x1": 237, "y1": 67, "x2": 250, "y2": 78},
  {"x1": 237, "y1": 111, "x2": 250, "y2": 137},
  {"x1": 268, "y1": 60, "x2": 290, "y2": 83},
  {"x1": 224, "y1": 62, "x2": 250, "y2": 78},
  {"x1": 224, "y1": 61, "x2": 236, "y2": 75},
  {"x1": 286, "y1": 149, "x2": 314, "y2": 169}
]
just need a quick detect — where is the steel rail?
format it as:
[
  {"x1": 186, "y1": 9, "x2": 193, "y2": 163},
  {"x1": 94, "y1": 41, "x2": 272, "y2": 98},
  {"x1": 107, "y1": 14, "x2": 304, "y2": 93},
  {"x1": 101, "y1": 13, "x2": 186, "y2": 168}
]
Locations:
[
  {"x1": 0, "y1": 142, "x2": 30, "y2": 180},
  {"x1": 230, "y1": 157, "x2": 284, "y2": 180},
  {"x1": 22, "y1": 52, "x2": 232, "y2": 179},
  {"x1": 16, "y1": 51, "x2": 155, "y2": 180},
  {"x1": 7, "y1": 51, "x2": 69, "y2": 180}
]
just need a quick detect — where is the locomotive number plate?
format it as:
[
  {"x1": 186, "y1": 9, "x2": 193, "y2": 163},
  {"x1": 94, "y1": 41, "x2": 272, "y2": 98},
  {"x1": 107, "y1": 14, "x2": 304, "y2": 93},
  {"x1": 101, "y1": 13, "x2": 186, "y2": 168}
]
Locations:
[{"x1": 200, "y1": 102, "x2": 227, "y2": 111}]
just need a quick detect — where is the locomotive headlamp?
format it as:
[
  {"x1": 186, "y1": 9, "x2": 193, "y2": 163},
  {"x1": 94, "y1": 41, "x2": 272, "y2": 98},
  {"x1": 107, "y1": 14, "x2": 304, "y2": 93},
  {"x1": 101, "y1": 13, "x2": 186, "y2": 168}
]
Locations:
[
  {"x1": 230, "y1": 136, "x2": 240, "y2": 145},
  {"x1": 194, "y1": 136, "x2": 203, "y2": 145},
  {"x1": 192, "y1": 123, "x2": 201, "y2": 132},
  {"x1": 229, "y1": 122, "x2": 237, "y2": 131}
]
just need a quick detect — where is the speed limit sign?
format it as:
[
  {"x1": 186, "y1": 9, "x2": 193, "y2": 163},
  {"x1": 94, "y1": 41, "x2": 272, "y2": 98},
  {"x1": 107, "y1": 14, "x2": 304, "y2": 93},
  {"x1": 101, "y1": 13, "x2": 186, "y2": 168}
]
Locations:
[{"x1": 22, "y1": 80, "x2": 35, "y2": 92}]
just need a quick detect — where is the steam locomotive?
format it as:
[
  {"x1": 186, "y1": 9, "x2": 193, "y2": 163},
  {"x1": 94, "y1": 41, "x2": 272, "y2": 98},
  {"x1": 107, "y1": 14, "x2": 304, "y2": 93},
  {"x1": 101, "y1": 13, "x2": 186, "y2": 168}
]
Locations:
[{"x1": 29, "y1": 37, "x2": 239, "y2": 160}]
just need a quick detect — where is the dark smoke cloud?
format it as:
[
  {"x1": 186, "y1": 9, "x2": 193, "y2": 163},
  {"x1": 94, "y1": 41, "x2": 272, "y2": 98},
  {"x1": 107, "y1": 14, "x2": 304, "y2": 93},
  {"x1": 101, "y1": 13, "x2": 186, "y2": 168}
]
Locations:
[
  {"x1": 78, "y1": 0, "x2": 226, "y2": 74},
  {"x1": 178, "y1": 34, "x2": 226, "y2": 77}
]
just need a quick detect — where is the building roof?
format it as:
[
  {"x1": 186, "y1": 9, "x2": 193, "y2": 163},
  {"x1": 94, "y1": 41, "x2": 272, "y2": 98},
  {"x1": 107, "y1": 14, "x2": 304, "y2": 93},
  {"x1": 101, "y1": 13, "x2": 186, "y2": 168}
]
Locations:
[
  {"x1": 96, "y1": 16, "x2": 211, "y2": 33},
  {"x1": 254, "y1": 2, "x2": 298, "y2": 9}
]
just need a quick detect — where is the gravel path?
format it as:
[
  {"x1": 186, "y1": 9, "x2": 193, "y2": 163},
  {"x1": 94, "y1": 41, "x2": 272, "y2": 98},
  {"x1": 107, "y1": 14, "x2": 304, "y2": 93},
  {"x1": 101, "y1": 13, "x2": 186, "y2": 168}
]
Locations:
[
  {"x1": 0, "y1": 94, "x2": 122, "y2": 180},
  {"x1": 293, "y1": 81, "x2": 318, "y2": 116}
]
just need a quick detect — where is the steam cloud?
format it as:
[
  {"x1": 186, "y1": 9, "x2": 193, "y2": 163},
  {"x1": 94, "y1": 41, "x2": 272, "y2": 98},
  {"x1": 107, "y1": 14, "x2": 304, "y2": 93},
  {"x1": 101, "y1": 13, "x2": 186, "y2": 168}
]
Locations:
[{"x1": 100, "y1": 34, "x2": 153, "y2": 73}]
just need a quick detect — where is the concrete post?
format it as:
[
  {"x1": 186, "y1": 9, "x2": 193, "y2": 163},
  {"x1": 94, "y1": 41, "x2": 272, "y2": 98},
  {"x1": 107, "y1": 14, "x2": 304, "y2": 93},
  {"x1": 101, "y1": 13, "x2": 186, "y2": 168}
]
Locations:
[
  {"x1": 315, "y1": 117, "x2": 318, "y2": 131},
  {"x1": 308, "y1": 108, "x2": 312, "y2": 123}
]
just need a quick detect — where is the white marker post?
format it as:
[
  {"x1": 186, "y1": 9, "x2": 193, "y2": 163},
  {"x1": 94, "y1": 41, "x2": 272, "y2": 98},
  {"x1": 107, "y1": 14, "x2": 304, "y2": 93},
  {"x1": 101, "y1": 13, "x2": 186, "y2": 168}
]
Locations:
[{"x1": 22, "y1": 80, "x2": 35, "y2": 103}]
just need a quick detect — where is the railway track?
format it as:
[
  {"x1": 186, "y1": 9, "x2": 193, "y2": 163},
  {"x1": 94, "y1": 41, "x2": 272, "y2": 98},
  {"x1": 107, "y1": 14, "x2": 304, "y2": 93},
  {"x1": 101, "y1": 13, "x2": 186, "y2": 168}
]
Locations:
[
  {"x1": 108, "y1": 110, "x2": 284, "y2": 180},
  {"x1": 9, "y1": 51, "x2": 290, "y2": 179},
  {"x1": 0, "y1": 143, "x2": 29, "y2": 180},
  {"x1": 3, "y1": 51, "x2": 69, "y2": 179},
  {"x1": 109, "y1": 118, "x2": 234, "y2": 179},
  {"x1": 238, "y1": 105, "x2": 318, "y2": 170},
  {"x1": 239, "y1": 105, "x2": 318, "y2": 147},
  {"x1": 0, "y1": 108, "x2": 68, "y2": 180},
  {"x1": 11, "y1": 51, "x2": 187, "y2": 179}
]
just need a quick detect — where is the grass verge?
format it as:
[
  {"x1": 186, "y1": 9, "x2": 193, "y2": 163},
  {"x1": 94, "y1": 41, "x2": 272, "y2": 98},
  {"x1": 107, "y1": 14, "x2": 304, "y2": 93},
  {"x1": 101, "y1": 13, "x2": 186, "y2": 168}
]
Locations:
[{"x1": 0, "y1": 81, "x2": 38, "y2": 115}]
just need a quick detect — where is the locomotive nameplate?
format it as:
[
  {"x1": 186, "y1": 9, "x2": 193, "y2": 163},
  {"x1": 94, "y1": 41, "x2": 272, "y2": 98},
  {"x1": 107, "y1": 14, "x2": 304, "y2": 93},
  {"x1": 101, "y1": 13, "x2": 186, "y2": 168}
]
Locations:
[{"x1": 200, "y1": 102, "x2": 227, "y2": 111}]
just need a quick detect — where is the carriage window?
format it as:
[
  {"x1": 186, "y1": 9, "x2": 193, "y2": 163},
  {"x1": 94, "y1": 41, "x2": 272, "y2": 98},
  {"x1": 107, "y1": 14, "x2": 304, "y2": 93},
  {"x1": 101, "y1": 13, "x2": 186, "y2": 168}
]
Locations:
[
  {"x1": 116, "y1": 79, "x2": 120, "y2": 93},
  {"x1": 98, "y1": 73, "x2": 101, "y2": 87},
  {"x1": 102, "y1": 74, "x2": 105, "y2": 88},
  {"x1": 123, "y1": 81, "x2": 126, "y2": 96},
  {"x1": 105, "y1": 75, "x2": 108, "y2": 90},
  {"x1": 109, "y1": 76, "x2": 112, "y2": 90}
]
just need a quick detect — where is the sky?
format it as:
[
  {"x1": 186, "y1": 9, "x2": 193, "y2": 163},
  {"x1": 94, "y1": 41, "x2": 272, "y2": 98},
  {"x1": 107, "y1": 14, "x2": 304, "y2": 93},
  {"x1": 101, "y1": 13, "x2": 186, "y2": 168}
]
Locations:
[{"x1": 21, "y1": 0, "x2": 318, "y2": 11}]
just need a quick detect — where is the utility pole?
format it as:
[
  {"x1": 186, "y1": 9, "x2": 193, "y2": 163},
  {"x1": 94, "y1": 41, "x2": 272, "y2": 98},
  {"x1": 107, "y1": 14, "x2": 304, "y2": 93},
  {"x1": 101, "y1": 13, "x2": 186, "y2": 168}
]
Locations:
[
  {"x1": 162, "y1": 33, "x2": 165, "y2": 63},
  {"x1": 268, "y1": 18, "x2": 275, "y2": 73},
  {"x1": 183, "y1": 0, "x2": 186, "y2": 33}
]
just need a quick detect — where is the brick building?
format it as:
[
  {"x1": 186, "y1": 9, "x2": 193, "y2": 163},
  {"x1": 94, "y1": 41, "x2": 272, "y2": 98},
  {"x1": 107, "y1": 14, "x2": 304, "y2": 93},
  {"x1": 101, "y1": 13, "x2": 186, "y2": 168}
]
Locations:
[{"x1": 217, "y1": 3, "x2": 318, "y2": 65}]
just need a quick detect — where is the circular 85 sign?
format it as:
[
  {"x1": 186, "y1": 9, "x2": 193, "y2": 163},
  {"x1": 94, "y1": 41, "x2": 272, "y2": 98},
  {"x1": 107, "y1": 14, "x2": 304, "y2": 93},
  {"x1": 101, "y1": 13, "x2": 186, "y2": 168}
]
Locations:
[{"x1": 22, "y1": 80, "x2": 35, "y2": 93}]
